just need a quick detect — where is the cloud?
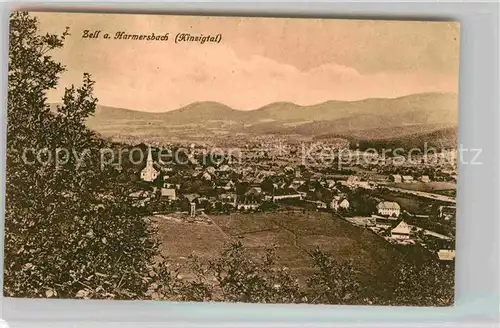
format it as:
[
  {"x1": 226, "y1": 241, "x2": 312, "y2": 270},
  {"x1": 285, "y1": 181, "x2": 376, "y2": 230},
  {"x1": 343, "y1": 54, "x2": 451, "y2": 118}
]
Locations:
[
  {"x1": 40, "y1": 13, "x2": 458, "y2": 112},
  {"x1": 49, "y1": 43, "x2": 456, "y2": 112}
]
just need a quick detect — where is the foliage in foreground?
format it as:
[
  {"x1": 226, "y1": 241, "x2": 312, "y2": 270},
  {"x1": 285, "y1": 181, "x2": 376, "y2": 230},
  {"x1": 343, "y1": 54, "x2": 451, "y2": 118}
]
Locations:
[
  {"x1": 143, "y1": 242, "x2": 454, "y2": 306},
  {"x1": 148, "y1": 242, "x2": 306, "y2": 303},
  {"x1": 5, "y1": 11, "x2": 159, "y2": 299}
]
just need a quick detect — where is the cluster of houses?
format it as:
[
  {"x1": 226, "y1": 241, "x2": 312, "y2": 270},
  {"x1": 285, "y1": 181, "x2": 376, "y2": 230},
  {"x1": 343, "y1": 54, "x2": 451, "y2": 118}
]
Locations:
[
  {"x1": 130, "y1": 146, "x2": 455, "y2": 261},
  {"x1": 348, "y1": 199, "x2": 456, "y2": 261},
  {"x1": 133, "y1": 146, "x2": 358, "y2": 215},
  {"x1": 363, "y1": 202, "x2": 412, "y2": 241},
  {"x1": 391, "y1": 174, "x2": 431, "y2": 183}
]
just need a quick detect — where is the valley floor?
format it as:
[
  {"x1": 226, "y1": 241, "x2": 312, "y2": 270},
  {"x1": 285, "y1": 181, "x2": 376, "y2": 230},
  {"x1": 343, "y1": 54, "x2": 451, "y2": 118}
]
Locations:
[{"x1": 152, "y1": 210, "x2": 430, "y2": 297}]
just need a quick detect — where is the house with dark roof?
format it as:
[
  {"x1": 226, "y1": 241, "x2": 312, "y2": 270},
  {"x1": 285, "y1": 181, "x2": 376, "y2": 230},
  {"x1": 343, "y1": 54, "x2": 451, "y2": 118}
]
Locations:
[
  {"x1": 376, "y1": 201, "x2": 401, "y2": 217},
  {"x1": 184, "y1": 193, "x2": 201, "y2": 203},
  {"x1": 390, "y1": 220, "x2": 411, "y2": 240}
]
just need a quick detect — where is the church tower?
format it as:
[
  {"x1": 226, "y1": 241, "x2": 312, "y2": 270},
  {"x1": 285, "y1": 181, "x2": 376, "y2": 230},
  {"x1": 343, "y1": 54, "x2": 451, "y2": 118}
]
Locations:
[
  {"x1": 140, "y1": 146, "x2": 159, "y2": 182},
  {"x1": 190, "y1": 202, "x2": 196, "y2": 217},
  {"x1": 146, "y1": 146, "x2": 154, "y2": 166}
]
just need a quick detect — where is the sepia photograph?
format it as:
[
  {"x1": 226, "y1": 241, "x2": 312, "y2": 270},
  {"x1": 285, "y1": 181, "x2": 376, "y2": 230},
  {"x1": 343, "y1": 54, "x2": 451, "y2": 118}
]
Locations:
[{"x1": 5, "y1": 11, "x2": 460, "y2": 306}]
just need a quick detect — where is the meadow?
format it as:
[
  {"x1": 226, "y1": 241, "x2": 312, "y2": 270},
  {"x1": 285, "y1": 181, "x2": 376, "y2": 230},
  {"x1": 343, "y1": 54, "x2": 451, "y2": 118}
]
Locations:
[
  {"x1": 152, "y1": 210, "x2": 418, "y2": 296},
  {"x1": 389, "y1": 182, "x2": 456, "y2": 193}
]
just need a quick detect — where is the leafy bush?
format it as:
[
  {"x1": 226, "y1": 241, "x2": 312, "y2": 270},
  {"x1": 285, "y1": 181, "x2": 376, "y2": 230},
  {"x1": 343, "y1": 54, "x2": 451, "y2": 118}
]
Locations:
[
  {"x1": 146, "y1": 243, "x2": 454, "y2": 306},
  {"x1": 392, "y1": 260, "x2": 454, "y2": 306},
  {"x1": 5, "y1": 11, "x2": 159, "y2": 299},
  {"x1": 306, "y1": 248, "x2": 363, "y2": 305},
  {"x1": 149, "y1": 242, "x2": 305, "y2": 303}
]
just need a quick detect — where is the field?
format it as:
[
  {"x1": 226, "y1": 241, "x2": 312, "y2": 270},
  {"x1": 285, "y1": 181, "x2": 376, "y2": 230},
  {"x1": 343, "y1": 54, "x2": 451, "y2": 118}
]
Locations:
[
  {"x1": 152, "y1": 216, "x2": 230, "y2": 278},
  {"x1": 389, "y1": 182, "x2": 456, "y2": 193},
  {"x1": 152, "y1": 210, "x2": 420, "y2": 296}
]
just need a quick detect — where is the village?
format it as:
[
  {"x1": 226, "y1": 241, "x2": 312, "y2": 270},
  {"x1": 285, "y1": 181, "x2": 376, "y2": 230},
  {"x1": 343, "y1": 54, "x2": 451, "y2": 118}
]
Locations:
[
  {"x1": 116, "y1": 140, "x2": 457, "y2": 263},
  {"x1": 5, "y1": 11, "x2": 468, "y2": 308}
]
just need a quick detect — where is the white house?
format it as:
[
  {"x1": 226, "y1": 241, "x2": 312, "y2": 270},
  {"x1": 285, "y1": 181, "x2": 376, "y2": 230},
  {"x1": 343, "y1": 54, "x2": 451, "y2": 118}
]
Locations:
[
  {"x1": 392, "y1": 174, "x2": 402, "y2": 183},
  {"x1": 339, "y1": 199, "x2": 350, "y2": 209},
  {"x1": 160, "y1": 188, "x2": 177, "y2": 201},
  {"x1": 355, "y1": 181, "x2": 373, "y2": 190},
  {"x1": 391, "y1": 221, "x2": 411, "y2": 239},
  {"x1": 330, "y1": 196, "x2": 340, "y2": 210},
  {"x1": 140, "y1": 147, "x2": 159, "y2": 182},
  {"x1": 376, "y1": 201, "x2": 401, "y2": 217},
  {"x1": 330, "y1": 197, "x2": 349, "y2": 211},
  {"x1": 202, "y1": 172, "x2": 212, "y2": 181},
  {"x1": 273, "y1": 193, "x2": 302, "y2": 202},
  {"x1": 420, "y1": 175, "x2": 431, "y2": 183},
  {"x1": 402, "y1": 175, "x2": 414, "y2": 183},
  {"x1": 220, "y1": 193, "x2": 237, "y2": 206},
  {"x1": 326, "y1": 179, "x2": 336, "y2": 189},
  {"x1": 237, "y1": 203, "x2": 260, "y2": 211},
  {"x1": 437, "y1": 249, "x2": 456, "y2": 261},
  {"x1": 288, "y1": 180, "x2": 305, "y2": 190},
  {"x1": 206, "y1": 166, "x2": 216, "y2": 175}
]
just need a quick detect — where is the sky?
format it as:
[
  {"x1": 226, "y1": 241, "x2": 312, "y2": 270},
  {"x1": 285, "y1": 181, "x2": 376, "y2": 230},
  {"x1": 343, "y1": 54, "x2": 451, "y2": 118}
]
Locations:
[{"x1": 32, "y1": 12, "x2": 460, "y2": 112}]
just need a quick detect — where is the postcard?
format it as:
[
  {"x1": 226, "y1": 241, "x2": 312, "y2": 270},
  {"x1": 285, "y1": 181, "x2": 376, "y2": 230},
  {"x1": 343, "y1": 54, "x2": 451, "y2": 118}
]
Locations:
[{"x1": 5, "y1": 11, "x2": 459, "y2": 305}]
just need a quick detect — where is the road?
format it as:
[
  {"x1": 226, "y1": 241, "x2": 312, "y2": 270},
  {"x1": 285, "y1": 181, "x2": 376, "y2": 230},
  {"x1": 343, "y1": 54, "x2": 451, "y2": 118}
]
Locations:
[
  {"x1": 407, "y1": 224, "x2": 453, "y2": 241},
  {"x1": 379, "y1": 185, "x2": 456, "y2": 204}
]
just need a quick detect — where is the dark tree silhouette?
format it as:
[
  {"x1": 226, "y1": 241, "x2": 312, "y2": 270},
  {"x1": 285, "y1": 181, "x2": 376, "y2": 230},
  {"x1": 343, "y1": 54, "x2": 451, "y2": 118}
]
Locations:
[
  {"x1": 392, "y1": 260, "x2": 454, "y2": 306},
  {"x1": 5, "y1": 12, "x2": 159, "y2": 299}
]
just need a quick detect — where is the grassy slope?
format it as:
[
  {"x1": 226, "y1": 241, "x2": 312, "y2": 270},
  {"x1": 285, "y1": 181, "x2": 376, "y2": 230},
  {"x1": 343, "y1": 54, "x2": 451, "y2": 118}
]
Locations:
[{"x1": 154, "y1": 210, "x2": 428, "y2": 297}]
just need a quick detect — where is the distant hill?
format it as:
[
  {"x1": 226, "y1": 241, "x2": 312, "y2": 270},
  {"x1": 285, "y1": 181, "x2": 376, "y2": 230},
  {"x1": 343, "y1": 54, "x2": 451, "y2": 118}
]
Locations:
[
  {"x1": 86, "y1": 92, "x2": 457, "y2": 124},
  {"x1": 49, "y1": 92, "x2": 459, "y2": 142},
  {"x1": 314, "y1": 123, "x2": 455, "y2": 141},
  {"x1": 161, "y1": 101, "x2": 252, "y2": 124},
  {"x1": 253, "y1": 92, "x2": 457, "y2": 124},
  {"x1": 342, "y1": 127, "x2": 458, "y2": 152}
]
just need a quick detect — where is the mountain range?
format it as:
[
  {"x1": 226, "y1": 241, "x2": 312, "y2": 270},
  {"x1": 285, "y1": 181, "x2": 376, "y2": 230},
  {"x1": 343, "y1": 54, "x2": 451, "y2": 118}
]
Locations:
[{"x1": 55, "y1": 92, "x2": 458, "y2": 145}]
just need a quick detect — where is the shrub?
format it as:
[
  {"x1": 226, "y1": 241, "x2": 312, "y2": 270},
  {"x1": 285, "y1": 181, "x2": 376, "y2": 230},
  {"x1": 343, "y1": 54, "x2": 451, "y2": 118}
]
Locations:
[{"x1": 4, "y1": 11, "x2": 159, "y2": 299}]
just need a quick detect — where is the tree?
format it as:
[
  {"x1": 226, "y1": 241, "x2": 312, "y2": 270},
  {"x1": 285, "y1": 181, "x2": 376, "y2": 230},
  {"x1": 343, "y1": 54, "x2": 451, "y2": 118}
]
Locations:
[
  {"x1": 198, "y1": 182, "x2": 215, "y2": 197},
  {"x1": 260, "y1": 201, "x2": 278, "y2": 212},
  {"x1": 222, "y1": 203, "x2": 233, "y2": 214},
  {"x1": 392, "y1": 260, "x2": 454, "y2": 306},
  {"x1": 179, "y1": 198, "x2": 191, "y2": 212},
  {"x1": 260, "y1": 177, "x2": 275, "y2": 194},
  {"x1": 213, "y1": 201, "x2": 223, "y2": 213},
  {"x1": 4, "y1": 12, "x2": 159, "y2": 299},
  {"x1": 190, "y1": 242, "x2": 305, "y2": 303},
  {"x1": 235, "y1": 182, "x2": 250, "y2": 196},
  {"x1": 306, "y1": 248, "x2": 363, "y2": 305}
]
